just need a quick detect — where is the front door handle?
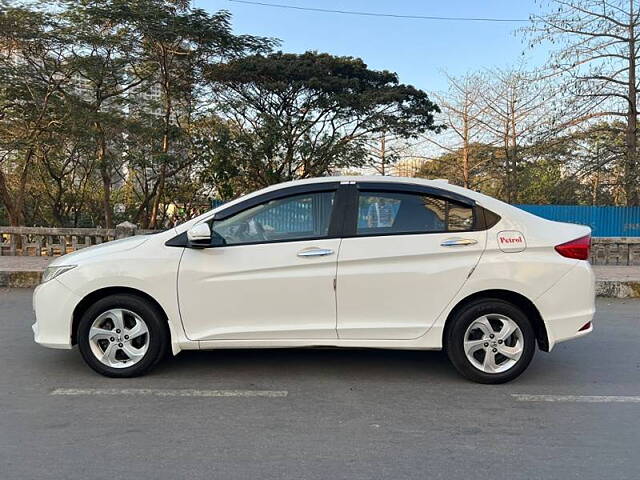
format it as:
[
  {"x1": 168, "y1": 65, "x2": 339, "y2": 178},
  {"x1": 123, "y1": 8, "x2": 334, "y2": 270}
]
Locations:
[
  {"x1": 441, "y1": 238, "x2": 478, "y2": 247},
  {"x1": 297, "y1": 248, "x2": 334, "y2": 257}
]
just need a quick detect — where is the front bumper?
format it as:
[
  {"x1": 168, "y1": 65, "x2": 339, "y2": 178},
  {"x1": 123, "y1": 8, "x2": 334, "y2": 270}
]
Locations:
[{"x1": 32, "y1": 279, "x2": 81, "y2": 349}]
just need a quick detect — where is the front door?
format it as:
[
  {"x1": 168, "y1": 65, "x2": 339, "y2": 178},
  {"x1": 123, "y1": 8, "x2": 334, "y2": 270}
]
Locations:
[
  {"x1": 336, "y1": 185, "x2": 487, "y2": 340},
  {"x1": 178, "y1": 189, "x2": 340, "y2": 341}
]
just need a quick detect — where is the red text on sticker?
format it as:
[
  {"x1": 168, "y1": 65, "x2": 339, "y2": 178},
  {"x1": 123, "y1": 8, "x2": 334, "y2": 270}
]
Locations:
[{"x1": 499, "y1": 236, "x2": 523, "y2": 244}]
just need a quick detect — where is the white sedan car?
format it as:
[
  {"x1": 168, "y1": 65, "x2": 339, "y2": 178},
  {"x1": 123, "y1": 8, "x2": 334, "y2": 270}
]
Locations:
[{"x1": 33, "y1": 176, "x2": 595, "y2": 383}]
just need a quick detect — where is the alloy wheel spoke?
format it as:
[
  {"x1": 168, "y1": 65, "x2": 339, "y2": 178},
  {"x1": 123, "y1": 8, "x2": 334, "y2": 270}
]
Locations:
[
  {"x1": 474, "y1": 316, "x2": 495, "y2": 337},
  {"x1": 498, "y1": 321, "x2": 517, "y2": 341},
  {"x1": 464, "y1": 338, "x2": 486, "y2": 355},
  {"x1": 100, "y1": 343, "x2": 118, "y2": 367},
  {"x1": 499, "y1": 344, "x2": 523, "y2": 360},
  {"x1": 126, "y1": 319, "x2": 149, "y2": 340},
  {"x1": 109, "y1": 309, "x2": 125, "y2": 331},
  {"x1": 121, "y1": 343, "x2": 145, "y2": 361},
  {"x1": 482, "y1": 350, "x2": 497, "y2": 373},
  {"x1": 89, "y1": 326, "x2": 114, "y2": 341}
]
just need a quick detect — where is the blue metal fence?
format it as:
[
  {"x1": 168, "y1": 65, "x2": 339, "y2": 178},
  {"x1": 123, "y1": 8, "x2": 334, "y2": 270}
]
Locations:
[{"x1": 515, "y1": 205, "x2": 640, "y2": 237}]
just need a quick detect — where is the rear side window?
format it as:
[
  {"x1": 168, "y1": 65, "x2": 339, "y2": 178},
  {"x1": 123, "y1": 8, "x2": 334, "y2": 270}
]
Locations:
[{"x1": 356, "y1": 191, "x2": 473, "y2": 236}]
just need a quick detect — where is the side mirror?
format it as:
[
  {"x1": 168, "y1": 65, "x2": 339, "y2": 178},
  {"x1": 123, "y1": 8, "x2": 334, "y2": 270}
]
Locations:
[{"x1": 187, "y1": 223, "x2": 212, "y2": 248}]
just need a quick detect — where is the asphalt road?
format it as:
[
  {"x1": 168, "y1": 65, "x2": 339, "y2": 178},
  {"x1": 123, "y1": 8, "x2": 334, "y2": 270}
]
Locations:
[{"x1": 1, "y1": 288, "x2": 639, "y2": 480}]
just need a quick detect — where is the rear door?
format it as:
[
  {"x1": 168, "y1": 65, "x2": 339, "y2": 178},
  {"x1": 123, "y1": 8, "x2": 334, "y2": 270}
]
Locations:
[{"x1": 336, "y1": 183, "x2": 487, "y2": 340}]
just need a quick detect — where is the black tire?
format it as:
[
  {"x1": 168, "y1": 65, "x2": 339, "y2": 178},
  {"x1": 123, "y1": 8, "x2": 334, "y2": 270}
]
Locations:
[
  {"x1": 445, "y1": 299, "x2": 536, "y2": 384},
  {"x1": 77, "y1": 294, "x2": 169, "y2": 378}
]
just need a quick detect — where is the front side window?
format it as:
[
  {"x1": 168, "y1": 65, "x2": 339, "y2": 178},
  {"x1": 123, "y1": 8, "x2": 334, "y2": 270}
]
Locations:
[
  {"x1": 212, "y1": 191, "x2": 335, "y2": 245},
  {"x1": 356, "y1": 191, "x2": 473, "y2": 236}
]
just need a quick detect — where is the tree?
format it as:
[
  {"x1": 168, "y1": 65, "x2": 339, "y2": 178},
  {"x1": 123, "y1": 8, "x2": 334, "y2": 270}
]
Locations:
[
  {"x1": 517, "y1": 143, "x2": 585, "y2": 204},
  {"x1": 479, "y1": 68, "x2": 547, "y2": 203},
  {"x1": 421, "y1": 122, "x2": 627, "y2": 205},
  {"x1": 128, "y1": 2, "x2": 274, "y2": 228},
  {"x1": 529, "y1": 0, "x2": 640, "y2": 205},
  {"x1": 206, "y1": 51, "x2": 442, "y2": 190},
  {"x1": 33, "y1": 122, "x2": 98, "y2": 226},
  {"x1": 574, "y1": 122, "x2": 627, "y2": 204},
  {"x1": 0, "y1": 6, "x2": 70, "y2": 226},
  {"x1": 524, "y1": 121, "x2": 627, "y2": 204},
  {"x1": 427, "y1": 73, "x2": 490, "y2": 188},
  {"x1": 365, "y1": 131, "x2": 422, "y2": 176},
  {"x1": 188, "y1": 115, "x2": 249, "y2": 201},
  {"x1": 416, "y1": 143, "x2": 505, "y2": 198},
  {"x1": 56, "y1": 0, "x2": 159, "y2": 228}
]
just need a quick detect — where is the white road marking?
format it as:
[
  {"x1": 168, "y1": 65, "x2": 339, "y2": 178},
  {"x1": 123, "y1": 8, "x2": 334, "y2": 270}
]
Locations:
[
  {"x1": 512, "y1": 394, "x2": 640, "y2": 403},
  {"x1": 51, "y1": 388, "x2": 288, "y2": 398}
]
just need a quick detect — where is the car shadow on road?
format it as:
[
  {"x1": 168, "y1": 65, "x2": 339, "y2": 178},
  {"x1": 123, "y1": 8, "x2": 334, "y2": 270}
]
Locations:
[
  {"x1": 152, "y1": 347, "x2": 458, "y2": 383},
  {"x1": 32, "y1": 341, "x2": 585, "y2": 387},
  {"x1": 147, "y1": 345, "x2": 591, "y2": 388}
]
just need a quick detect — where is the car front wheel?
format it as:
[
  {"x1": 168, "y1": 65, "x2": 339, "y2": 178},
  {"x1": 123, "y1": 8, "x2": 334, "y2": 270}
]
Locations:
[
  {"x1": 77, "y1": 294, "x2": 168, "y2": 377},
  {"x1": 446, "y1": 299, "x2": 536, "y2": 384}
]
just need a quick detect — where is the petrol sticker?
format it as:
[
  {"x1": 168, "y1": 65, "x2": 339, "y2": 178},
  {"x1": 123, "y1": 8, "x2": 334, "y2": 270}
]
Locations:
[{"x1": 497, "y1": 230, "x2": 526, "y2": 252}]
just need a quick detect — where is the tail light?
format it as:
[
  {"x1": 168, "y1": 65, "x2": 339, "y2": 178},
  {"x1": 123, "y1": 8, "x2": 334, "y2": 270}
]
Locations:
[{"x1": 555, "y1": 234, "x2": 591, "y2": 260}]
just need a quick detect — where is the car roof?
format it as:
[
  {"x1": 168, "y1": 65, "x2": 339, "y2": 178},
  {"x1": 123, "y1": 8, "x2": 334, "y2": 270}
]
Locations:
[
  {"x1": 259, "y1": 176, "x2": 506, "y2": 210},
  {"x1": 173, "y1": 175, "x2": 590, "y2": 244},
  {"x1": 177, "y1": 175, "x2": 530, "y2": 233}
]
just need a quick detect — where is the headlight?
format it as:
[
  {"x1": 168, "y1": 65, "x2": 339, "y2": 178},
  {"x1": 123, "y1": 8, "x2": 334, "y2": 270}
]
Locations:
[{"x1": 41, "y1": 265, "x2": 76, "y2": 283}]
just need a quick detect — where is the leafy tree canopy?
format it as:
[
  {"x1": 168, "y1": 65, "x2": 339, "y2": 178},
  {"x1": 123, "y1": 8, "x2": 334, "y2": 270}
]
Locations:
[{"x1": 204, "y1": 51, "x2": 442, "y2": 190}]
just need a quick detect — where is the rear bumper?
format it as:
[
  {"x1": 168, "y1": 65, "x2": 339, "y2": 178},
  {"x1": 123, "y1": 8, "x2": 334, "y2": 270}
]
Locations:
[
  {"x1": 32, "y1": 279, "x2": 80, "y2": 350},
  {"x1": 536, "y1": 261, "x2": 596, "y2": 350}
]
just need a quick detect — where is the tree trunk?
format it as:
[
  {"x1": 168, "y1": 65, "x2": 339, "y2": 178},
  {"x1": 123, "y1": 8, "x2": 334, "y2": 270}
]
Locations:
[
  {"x1": 7, "y1": 148, "x2": 34, "y2": 227},
  {"x1": 149, "y1": 126, "x2": 170, "y2": 229},
  {"x1": 503, "y1": 125, "x2": 513, "y2": 203},
  {"x1": 462, "y1": 111, "x2": 470, "y2": 188},
  {"x1": 101, "y1": 169, "x2": 113, "y2": 228},
  {"x1": 95, "y1": 122, "x2": 113, "y2": 228},
  {"x1": 149, "y1": 74, "x2": 172, "y2": 230},
  {"x1": 0, "y1": 168, "x2": 19, "y2": 226},
  {"x1": 380, "y1": 134, "x2": 386, "y2": 176},
  {"x1": 626, "y1": 2, "x2": 639, "y2": 206},
  {"x1": 508, "y1": 97, "x2": 518, "y2": 204},
  {"x1": 149, "y1": 166, "x2": 166, "y2": 229}
]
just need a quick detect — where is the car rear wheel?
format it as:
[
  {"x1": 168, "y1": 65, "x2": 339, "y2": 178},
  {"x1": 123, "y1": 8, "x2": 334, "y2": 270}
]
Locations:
[
  {"x1": 446, "y1": 299, "x2": 536, "y2": 384},
  {"x1": 77, "y1": 294, "x2": 168, "y2": 377}
]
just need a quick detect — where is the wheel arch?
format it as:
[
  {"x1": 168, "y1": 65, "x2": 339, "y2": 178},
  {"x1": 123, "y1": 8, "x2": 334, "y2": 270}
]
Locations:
[
  {"x1": 443, "y1": 289, "x2": 550, "y2": 352},
  {"x1": 71, "y1": 286, "x2": 169, "y2": 346}
]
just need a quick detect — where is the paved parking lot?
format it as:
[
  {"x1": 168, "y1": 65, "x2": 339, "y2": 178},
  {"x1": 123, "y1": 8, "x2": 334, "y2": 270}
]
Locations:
[{"x1": 1, "y1": 288, "x2": 639, "y2": 479}]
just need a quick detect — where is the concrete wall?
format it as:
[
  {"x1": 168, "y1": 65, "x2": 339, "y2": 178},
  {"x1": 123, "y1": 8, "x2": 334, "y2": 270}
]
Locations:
[{"x1": 591, "y1": 238, "x2": 640, "y2": 266}]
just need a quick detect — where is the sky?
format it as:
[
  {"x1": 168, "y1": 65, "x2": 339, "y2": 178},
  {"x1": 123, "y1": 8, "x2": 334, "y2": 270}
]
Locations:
[{"x1": 196, "y1": 0, "x2": 552, "y2": 93}]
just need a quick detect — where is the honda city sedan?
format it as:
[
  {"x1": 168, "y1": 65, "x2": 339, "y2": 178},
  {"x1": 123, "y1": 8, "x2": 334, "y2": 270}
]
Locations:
[{"x1": 32, "y1": 176, "x2": 595, "y2": 383}]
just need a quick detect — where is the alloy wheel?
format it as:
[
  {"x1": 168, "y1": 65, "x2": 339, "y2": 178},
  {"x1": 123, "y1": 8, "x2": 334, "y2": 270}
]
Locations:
[
  {"x1": 88, "y1": 308, "x2": 150, "y2": 368},
  {"x1": 463, "y1": 314, "x2": 524, "y2": 374}
]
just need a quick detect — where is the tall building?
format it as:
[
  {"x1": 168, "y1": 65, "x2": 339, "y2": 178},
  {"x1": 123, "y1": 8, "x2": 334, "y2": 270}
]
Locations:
[{"x1": 392, "y1": 157, "x2": 428, "y2": 177}]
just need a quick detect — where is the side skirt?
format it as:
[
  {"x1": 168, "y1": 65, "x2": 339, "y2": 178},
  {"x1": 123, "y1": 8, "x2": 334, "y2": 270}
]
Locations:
[{"x1": 194, "y1": 326, "x2": 444, "y2": 351}]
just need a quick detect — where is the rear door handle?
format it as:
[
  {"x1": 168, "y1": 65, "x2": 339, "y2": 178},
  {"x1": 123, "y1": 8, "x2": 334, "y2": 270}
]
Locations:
[
  {"x1": 297, "y1": 248, "x2": 334, "y2": 257},
  {"x1": 440, "y1": 238, "x2": 478, "y2": 247}
]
